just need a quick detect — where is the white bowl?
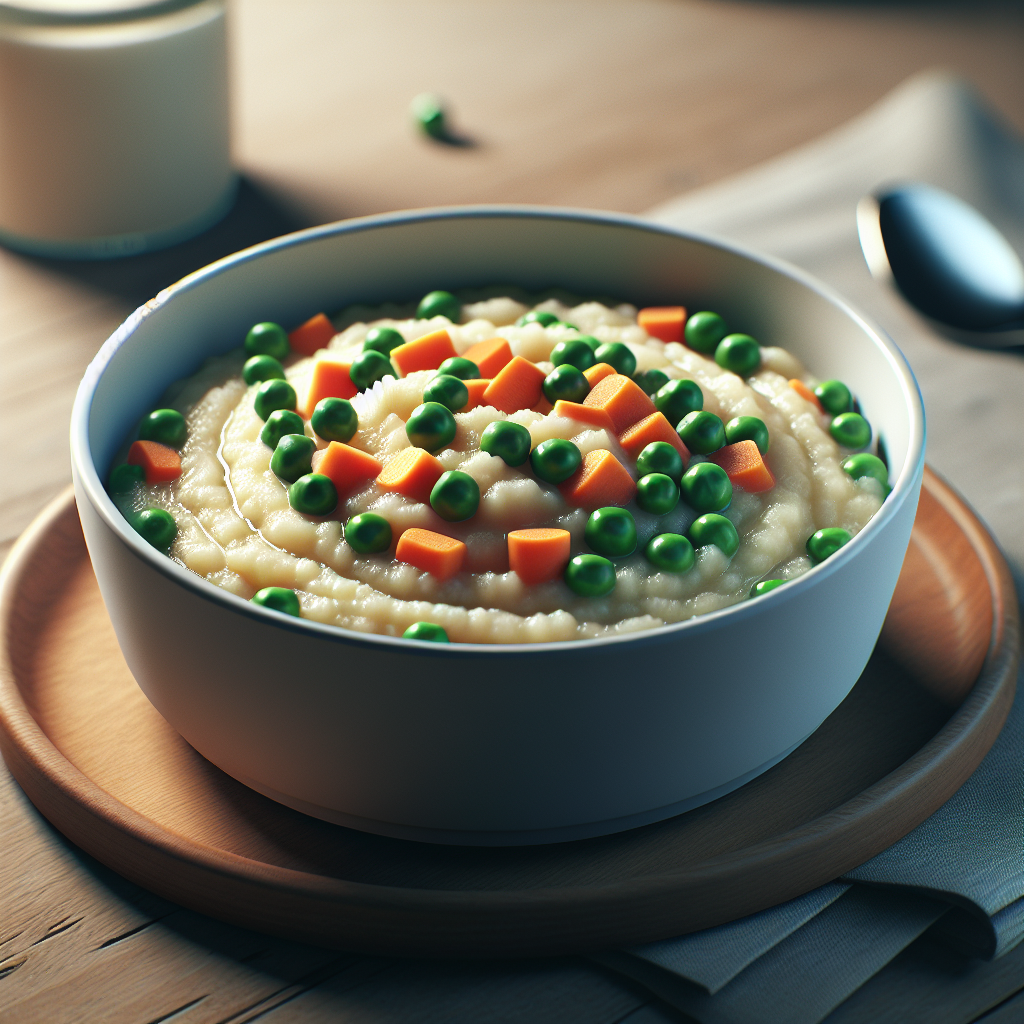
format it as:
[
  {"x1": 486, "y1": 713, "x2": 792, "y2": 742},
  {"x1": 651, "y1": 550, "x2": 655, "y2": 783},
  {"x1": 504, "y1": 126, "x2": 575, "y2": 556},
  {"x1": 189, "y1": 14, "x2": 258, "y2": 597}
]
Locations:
[{"x1": 71, "y1": 207, "x2": 925, "y2": 845}]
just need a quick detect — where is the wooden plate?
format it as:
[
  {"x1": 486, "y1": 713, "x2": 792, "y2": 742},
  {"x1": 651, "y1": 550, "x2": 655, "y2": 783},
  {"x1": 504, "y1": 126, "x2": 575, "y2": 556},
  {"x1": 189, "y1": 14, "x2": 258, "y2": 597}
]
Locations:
[{"x1": 0, "y1": 468, "x2": 1017, "y2": 958}]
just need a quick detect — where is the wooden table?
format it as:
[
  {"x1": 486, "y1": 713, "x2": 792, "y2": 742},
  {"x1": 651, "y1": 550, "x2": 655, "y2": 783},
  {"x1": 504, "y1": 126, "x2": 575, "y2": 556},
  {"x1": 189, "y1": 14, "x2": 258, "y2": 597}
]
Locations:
[{"x1": 1, "y1": 2, "x2": 1022, "y2": 1020}]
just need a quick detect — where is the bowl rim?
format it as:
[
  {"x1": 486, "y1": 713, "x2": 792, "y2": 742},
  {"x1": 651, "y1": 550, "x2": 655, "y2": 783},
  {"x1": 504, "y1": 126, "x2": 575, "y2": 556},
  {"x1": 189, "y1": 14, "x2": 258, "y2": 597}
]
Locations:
[{"x1": 70, "y1": 203, "x2": 927, "y2": 656}]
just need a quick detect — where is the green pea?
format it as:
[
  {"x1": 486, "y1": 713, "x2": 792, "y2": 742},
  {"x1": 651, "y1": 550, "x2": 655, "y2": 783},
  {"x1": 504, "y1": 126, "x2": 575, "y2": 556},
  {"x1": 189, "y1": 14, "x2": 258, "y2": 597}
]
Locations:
[
  {"x1": 635, "y1": 441, "x2": 684, "y2": 483},
  {"x1": 243, "y1": 354, "x2": 285, "y2": 386},
  {"x1": 417, "y1": 290, "x2": 461, "y2": 321},
  {"x1": 430, "y1": 470, "x2": 480, "y2": 522},
  {"x1": 655, "y1": 378, "x2": 703, "y2": 424},
  {"x1": 750, "y1": 579, "x2": 785, "y2": 597},
  {"x1": 577, "y1": 335, "x2": 602, "y2": 351},
  {"x1": 437, "y1": 356, "x2": 481, "y2": 380},
  {"x1": 406, "y1": 401, "x2": 457, "y2": 451},
  {"x1": 410, "y1": 93, "x2": 446, "y2": 139},
  {"x1": 254, "y1": 378, "x2": 297, "y2": 421},
  {"x1": 271, "y1": 434, "x2": 316, "y2": 482},
  {"x1": 585, "y1": 506, "x2": 637, "y2": 558},
  {"x1": 677, "y1": 410, "x2": 726, "y2": 454},
  {"x1": 543, "y1": 364, "x2": 590, "y2": 404},
  {"x1": 517, "y1": 310, "x2": 560, "y2": 327},
  {"x1": 245, "y1": 322, "x2": 290, "y2": 360},
  {"x1": 109, "y1": 463, "x2": 144, "y2": 493},
  {"x1": 636, "y1": 473, "x2": 679, "y2": 515},
  {"x1": 689, "y1": 513, "x2": 739, "y2": 557},
  {"x1": 133, "y1": 507, "x2": 177, "y2": 552},
  {"x1": 288, "y1": 473, "x2": 338, "y2": 516},
  {"x1": 310, "y1": 398, "x2": 357, "y2": 443},
  {"x1": 261, "y1": 409, "x2": 306, "y2": 449},
  {"x1": 806, "y1": 527, "x2": 852, "y2": 563},
  {"x1": 725, "y1": 415, "x2": 769, "y2": 455},
  {"x1": 363, "y1": 326, "x2": 405, "y2": 355},
  {"x1": 139, "y1": 408, "x2": 187, "y2": 448},
  {"x1": 564, "y1": 554, "x2": 616, "y2": 597},
  {"x1": 423, "y1": 374, "x2": 469, "y2": 412},
  {"x1": 480, "y1": 420, "x2": 532, "y2": 466},
  {"x1": 251, "y1": 587, "x2": 301, "y2": 617},
  {"x1": 684, "y1": 311, "x2": 728, "y2": 354},
  {"x1": 530, "y1": 438, "x2": 582, "y2": 484},
  {"x1": 830, "y1": 412, "x2": 872, "y2": 449},
  {"x1": 645, "y1": 533, "x2": 694, "y2": 573},
  {"x1": 680, "y1": 462, "x2": 732, "y2": 513},
  {"x1": 403, "y1": 621, "x2": 450, "y2": 642},
  {"x1": 842, "y1": 452, "x2": 889, "y2": 492},
  {"x1": 349, "y1": 349, "x2": 395, "y2": 391},
  {"x1": 345, "y1": 512, "x2": 392, "y2": 554},
  {"x1": 633, "y1": 368, "x2": 670, "y2": 396},
  {"x1": 715, "y1": 333, "x2": 761, "y2": 376},
  {"x1": 594, "y1": 342, "x2": 636, "y2": 377},
  {"x1": 815, "y1": 379, "x2": 853, "y2": 415},
  {"x1": 550, "y1": 339, "x2": 596, "y2": 371}
]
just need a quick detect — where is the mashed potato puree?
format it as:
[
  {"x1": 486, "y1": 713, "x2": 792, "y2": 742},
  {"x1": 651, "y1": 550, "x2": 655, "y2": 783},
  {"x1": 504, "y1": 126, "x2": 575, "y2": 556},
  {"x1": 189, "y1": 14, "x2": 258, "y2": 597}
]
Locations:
[{"x1": 112, "y1": 295, "x2": 884, "y2": 643}]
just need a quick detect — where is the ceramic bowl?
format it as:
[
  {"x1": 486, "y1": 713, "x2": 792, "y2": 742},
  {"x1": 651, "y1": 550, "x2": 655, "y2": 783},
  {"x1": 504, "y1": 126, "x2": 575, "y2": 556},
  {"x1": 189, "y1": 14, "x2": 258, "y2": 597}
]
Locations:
[{"x1": 70, "y1": 207, "x2": 925, "y2": 845}]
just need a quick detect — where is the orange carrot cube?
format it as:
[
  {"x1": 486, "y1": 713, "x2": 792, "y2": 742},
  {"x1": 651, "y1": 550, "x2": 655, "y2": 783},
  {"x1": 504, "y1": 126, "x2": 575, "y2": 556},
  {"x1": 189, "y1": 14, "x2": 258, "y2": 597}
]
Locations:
[
  {"x1": 311, "y1": 442, "x2": 383, "y2": 496},
  {"x1": 789, "y1": 379, "x2": 823, "y2": 412},
  {"x1": 507, "y1": 528, "x2": 571, "y2": 585},
  {"x1": 583, "y1": 373, "x2": 656, "y2": 433},
  {"x1": 304, "y1": 358, "x2": 356, "y2": 415},
  {"x1": 127, "y1": 440, "x2": 181, "y2": 484},
  {"x1": 559, "y1": 449, "x2": 636, "y2": 508},
  {"x1": 289, "y1": 313, "x2": 336, "y2": 356},
  {"x1": 391, "y1": 329, "x2": 458, "y2": 376},
  {"x1": 618, "y1": 411, "x2": 689, "y2": 461},
  {"x1": 482, "y1": 355, "x2": 546, "y2": 414},
  {"x1": 551, "y1": 400, "x2": 615, "y2": 432},
  {"x1": 709, "y1": 440, "x2": 775, "y2": 493},
  {"x1": 376, "y1": 447, "x2": 444, "y2": 504},
  {"x1": 396, "y1": 528, "x2": 466, "y2": 581},
  {"x1": 462, "y1": 337, "x2": 513, "y2": 378},
  {"x1": 583, "y1": 362, "x2": 617, "y2": 387},
  {"x1": 463, "y1": 378, "x2": 492, "y2": 410},
  {"x1": 638, "y1": 306, "x2": 687, "y2": 343}
]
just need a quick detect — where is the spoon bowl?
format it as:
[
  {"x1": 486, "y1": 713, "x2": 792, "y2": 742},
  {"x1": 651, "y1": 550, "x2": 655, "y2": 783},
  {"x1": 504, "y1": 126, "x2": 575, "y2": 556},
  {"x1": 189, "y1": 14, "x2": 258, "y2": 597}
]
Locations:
[{"x1": 858, "y1": 183, "x2": 1024, "y2": 346}]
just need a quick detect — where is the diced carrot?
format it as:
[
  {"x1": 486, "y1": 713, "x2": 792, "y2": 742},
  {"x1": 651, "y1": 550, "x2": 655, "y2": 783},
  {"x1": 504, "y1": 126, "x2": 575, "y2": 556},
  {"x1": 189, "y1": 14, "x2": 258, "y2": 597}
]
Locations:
[
  {"x1": 710, "y1": 440, "x2": 776, "y2": 493},
  {"x1": 396, "y1": 528, "x2": 466, "y2": 581},
  {"x1": 127, "y1": 440, "x2": 181, "y2": 484},
  {"x1": 482, "y1": 355, "x2": 546, "y2": 414},
  {"x1": 391, "y1": 329, "x2": 458, "y2": 376},
  {"x1": 638, "y1": 306, "x2": 687, "y2": 343},
  {"x1": 583, "y1": 373, "x2": 656, "y2": 433},
  {"x1": 532, "y1": 397, "x2": 553, "y2": 416},
  {"x1": 583, "y1": 362, "x2": 617, "y2": 387},
  {"x1": 462, "y1": 337, "x2": 513, "y2": 378},
  {"x1": 560, "y1": 449, "x2": 636, "y2": 508},
  {"x1": 508, "y1": 528, "x2": 571, "y2": 585},
  {"x1": 376, "y1": 447, "x2": 444, "y2": 504},
  {"x1": 618, "y1": 411, "x2": 690, "y2": 462},
  {"x1": 551, "y1": 400, "x2": 615, "y2": 432},
  {"x1": 304, "y1": 358, "x2": 356, "y2": 415},
  {"x1": 311, "y1": 442, "x2": 382, "y2": 496},
  {"x1": 789, "y1": 379, "x2": 823, "y2": 412},
  {"x1": 289, "y1": 313, "x2": 335, "y2": 356},
  {"x1": 463, "y1": 378, "x2": 492, "y2": 410}
]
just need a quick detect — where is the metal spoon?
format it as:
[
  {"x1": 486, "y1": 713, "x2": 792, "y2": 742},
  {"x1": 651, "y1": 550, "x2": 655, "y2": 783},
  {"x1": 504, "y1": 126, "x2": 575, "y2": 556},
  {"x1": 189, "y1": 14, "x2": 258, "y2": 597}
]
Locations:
[{"x1": 857, "y1": 183, "x2": 1024, "y2": 345}]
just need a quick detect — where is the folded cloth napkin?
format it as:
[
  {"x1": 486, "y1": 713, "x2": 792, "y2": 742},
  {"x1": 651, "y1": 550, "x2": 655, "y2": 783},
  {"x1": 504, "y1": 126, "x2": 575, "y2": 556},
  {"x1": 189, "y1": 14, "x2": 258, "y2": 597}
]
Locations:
[{"x1": 592, "y1": 72, "x2": 1024, "y2": 1024}]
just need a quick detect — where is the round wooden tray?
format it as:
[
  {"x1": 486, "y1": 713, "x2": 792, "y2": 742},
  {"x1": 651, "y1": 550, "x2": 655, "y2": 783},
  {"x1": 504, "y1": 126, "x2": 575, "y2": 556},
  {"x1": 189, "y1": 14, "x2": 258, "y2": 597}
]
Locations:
[{"x1": 0, "y1": 467, "x2": 1017, "y2": 958}]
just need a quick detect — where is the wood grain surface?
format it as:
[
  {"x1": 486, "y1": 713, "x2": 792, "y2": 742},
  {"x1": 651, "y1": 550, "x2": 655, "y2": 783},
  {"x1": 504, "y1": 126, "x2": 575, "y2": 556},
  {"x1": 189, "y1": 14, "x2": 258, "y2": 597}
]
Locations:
[
  {"x1": 1, "y1": 0, "x2": 1022, "y2": 1019},
  {"x1": 0, "y1": 468, "x2": 1017, "y2": 961}
]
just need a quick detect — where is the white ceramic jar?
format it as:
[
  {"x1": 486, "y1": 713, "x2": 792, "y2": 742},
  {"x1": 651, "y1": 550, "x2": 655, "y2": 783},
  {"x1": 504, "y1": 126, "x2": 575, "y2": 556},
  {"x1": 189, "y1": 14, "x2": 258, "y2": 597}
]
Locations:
[{"x1": 0, "y1": 0, "x2": 233, "y2": 257}]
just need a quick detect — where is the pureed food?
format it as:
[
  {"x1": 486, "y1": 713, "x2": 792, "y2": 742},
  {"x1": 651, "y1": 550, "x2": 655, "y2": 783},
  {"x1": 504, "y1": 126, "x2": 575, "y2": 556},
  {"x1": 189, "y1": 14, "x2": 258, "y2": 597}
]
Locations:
[{"x1": 108, "y1": 290, "x2": 891, "y2": 644}]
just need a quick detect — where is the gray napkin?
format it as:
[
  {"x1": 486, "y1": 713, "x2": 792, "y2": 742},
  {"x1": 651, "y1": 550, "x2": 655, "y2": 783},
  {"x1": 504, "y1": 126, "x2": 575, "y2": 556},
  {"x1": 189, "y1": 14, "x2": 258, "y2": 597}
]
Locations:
[{"x1": 593, "y1": 72, "x2": 1024, "y2": 1024}]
